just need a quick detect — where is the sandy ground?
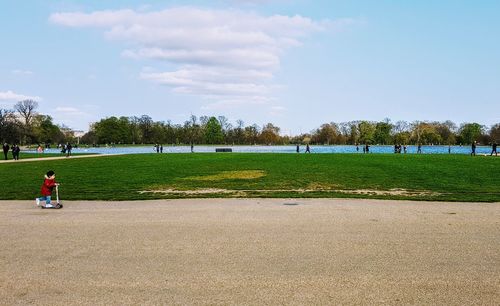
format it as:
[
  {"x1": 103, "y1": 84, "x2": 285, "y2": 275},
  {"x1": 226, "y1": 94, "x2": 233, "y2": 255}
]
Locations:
[{"x1": 1, "y1": 199, "x2": 499, "y2": 305}]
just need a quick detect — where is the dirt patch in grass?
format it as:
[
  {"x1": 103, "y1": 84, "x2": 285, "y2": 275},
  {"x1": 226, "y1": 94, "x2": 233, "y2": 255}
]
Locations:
[
  {"x1": 338, "y1": 188, "x2": 440, "y2": 197},
  {"x1": 140, "y1": 187, "x2": 440, "y2": 197},
  {"x1": 140, "y1": 188, "x2": 234, "y2": 195},
  {"x1": 184, "y1": 170, "x2": 266, "y2": 181}
]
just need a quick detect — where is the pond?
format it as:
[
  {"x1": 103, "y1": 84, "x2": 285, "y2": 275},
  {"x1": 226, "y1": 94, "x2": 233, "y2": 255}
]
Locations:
[{"x1": 27, "y1": 145, "x2": 493, "y2": 155}]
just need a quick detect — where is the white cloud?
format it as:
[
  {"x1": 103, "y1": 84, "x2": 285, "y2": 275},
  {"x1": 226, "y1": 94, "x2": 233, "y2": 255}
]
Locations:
[
  {"x1": 50, "y1": 106, "x2": 98, "y2": 130},
  {"x1": 50, "y1": 7, "x2": 346, "y2": 107},
  {"x1": 12, "y1": 69, "x2": 34, "y2": 76},
  {"x1": 270, "y1": 105, "x2": 286, "y2": 115},
  {"x1": 54, "y1": 106, "x2": 85, "y2": 115},
  {"x1": 0, "y1": 90, "x2": 41, "y2": 102}
]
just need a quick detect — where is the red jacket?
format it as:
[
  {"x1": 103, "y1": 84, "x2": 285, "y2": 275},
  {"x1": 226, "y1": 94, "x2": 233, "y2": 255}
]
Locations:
[{"x1": 41, "y1": 177, "x2": 57, "y2": 196}]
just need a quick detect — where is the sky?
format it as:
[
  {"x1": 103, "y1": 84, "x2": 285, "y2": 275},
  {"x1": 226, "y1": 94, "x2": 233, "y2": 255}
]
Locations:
[{"x1": 1, "y1": 0, "x2": 499, "y2": 135}]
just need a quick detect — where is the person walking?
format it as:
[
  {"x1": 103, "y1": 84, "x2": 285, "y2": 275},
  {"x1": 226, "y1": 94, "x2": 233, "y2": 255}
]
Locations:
[
  {"x1": 296, "y1": 144, "x2": 299, "y2": 153},
  {"x1": 191, "y1": 143, "x2": 194, "y2": 153},
  {"x1": 12, "y1": 144, "x2": 20, "y2": 160},
  {"x1": 160, "y1": 145, "x2": 163, "y2": 153},
  {"x1": 365, "y1": 144, "x2": 370, "y2": 153},
  {"x1": 66, "y1": 143, "x2": 73, "y2": 157},
  {"x1": 417, "y1": 144, "x2": 422, "y2": 154},
  {"x1": 305, "y1": 144, "x2": 310, "y2": 153},
  {"x1": 3, "y1": 143, "x2": 10, "y2": 160},
  {"x1": 471, "y1": 141, "x2": 476, "y2": 156},
  {"x1": 491, "y1": 142, "x2": 497, "y2": 156}
]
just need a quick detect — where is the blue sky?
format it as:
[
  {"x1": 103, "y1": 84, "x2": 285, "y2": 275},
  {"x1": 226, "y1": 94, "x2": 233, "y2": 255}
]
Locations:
[{"x1": 1, "y1": 0, "x2": 499, "y2": 134}]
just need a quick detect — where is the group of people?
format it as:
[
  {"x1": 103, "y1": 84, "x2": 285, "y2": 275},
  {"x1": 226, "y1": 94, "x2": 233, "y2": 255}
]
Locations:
[
  {"x1": 154, "y1": 144, "x2": 163, "y2": 153},
  {"x1": 60, "y1": 143, "x2": 73, "y2": 157},
  {"x1": 393, "y1": 144, "x2": 408, "y2": 154},
  {"x1": 471, "y1": 141, "x2": 498, "y2": 156},
  {"x1": 296, "y1": 144, "x2": 311, "y2": 153},
  {"x1": 3, "y1": 143, "x2": 21, "y2": 160}
]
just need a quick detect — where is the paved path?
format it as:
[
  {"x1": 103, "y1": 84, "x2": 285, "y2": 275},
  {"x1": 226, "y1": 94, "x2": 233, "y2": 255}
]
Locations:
[
  {"x1": 1, "y1": 199, "x2": 499, "y2": 305},
  {"x1": 0, "y1": 153, "x2": 120, "y2": 163}
]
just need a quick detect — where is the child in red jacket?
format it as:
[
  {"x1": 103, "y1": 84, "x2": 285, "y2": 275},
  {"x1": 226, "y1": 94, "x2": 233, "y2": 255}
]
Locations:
[{"x1": 36, "y1": 170, "x2": 61, "y2": 208}]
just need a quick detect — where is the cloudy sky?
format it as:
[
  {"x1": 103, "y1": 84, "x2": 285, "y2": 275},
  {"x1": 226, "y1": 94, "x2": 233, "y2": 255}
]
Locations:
[{"x1": 1, "y1": 0, "x2": 499, "y2": 134}]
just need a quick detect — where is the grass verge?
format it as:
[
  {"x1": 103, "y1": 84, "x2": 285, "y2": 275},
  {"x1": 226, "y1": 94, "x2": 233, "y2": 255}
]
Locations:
[{"x1": 0, "y1": 153, "x2": 498, "y2": 202}]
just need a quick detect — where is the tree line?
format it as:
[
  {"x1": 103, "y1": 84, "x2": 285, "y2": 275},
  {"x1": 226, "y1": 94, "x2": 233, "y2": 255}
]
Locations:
[
  {"x1": 1, "y1": 100, "x2": 499, "y2": 146},
  {"x1": 1, "y1": 100, "x2": 75, "y2": 145},
  {"x1": 83, "y1": 116, "x2": 498, "y2": 146}
]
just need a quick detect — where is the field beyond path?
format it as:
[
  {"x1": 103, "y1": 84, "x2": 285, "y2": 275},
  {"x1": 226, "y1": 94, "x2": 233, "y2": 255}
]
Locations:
[
  {"x1": 1, "y1": 199, "x2": 499, "y2": 305},
  {"x1": 1, "y1": 153, "x2": 499, "y2": 202}
]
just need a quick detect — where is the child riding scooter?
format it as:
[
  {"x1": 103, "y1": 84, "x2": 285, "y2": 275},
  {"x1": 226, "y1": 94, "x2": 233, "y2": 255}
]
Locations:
[{"x1": 35, "y1": 170, "x2": 63, "y2": 209}]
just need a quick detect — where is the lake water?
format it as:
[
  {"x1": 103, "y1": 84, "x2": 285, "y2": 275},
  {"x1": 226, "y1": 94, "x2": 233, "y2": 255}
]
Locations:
[{"x1": 29, "y1": 145, "x2": 493, "y2": 155}]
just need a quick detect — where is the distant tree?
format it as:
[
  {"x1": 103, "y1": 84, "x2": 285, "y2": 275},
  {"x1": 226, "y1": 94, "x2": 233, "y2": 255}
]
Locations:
[
  {"x1": 435, "y1": 121, "x2": 456, "y2": 145},
  {"x1": 32, "y1": 114, "x2": 65, "y2": 144},
  {"x1": 347, "y1": 121, "x2": 360, "y2": 145},
  {"x1": 459, "y1": 123, "x2": 484, "y2": 144},
  {"x1": 80, "y1": 130, "x2": 97, "y2": 145},
  {"x1": 234, "y1": 119, "x2": 245, "y2": 144},
  {"x1": 312, "y1": 123, "x2": 337, "y2": 145},
  {"x1": 259, "y1": 123, "x2": 281, "y2": 145},
  {"x1": 138, "y1": 115, "x2": 154, "y2": 143},
  {"x1": 14, "y1": 99, "x2": 39, "y2": 144},
  {"x1": 374, "y1": 120, "x2": 393, "y2": 144},
  {"x1": 358, "y1": 121, "x2": 376, "y2": 144},
  {"x1": 93, "y1": 117, "x2": 131, "y2": 144},
  {"x1": 0, "y1": 109, "x2": 20, "y2": 143},
  {"x1": 14, "y1": 100, "x2": 38, "y2": 127},
  {"x1": 244, "y1": 124, "x2": 260, "y2": 144},
  {"x1": 128, "y1": 116, "x2": 142, "y2": 144},
  {"x1": 489, "y1": 123, "x2": 500, "y2": 142},
  {"x1": 204, "y1": 117, "x2": 224, "y2": 144}
]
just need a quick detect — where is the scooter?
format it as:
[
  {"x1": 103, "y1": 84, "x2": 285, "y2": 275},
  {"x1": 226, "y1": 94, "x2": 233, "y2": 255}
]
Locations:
[{"x1": 41, "y1": 185, "x2": 63, "y2": 209}]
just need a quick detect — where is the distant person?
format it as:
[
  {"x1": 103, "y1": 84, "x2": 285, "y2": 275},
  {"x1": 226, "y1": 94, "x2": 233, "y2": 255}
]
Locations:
[
  {"x1": 403, "y1": 145, "x2": 407, "y2": 154},
  {"x1": 156, "y1": 144, "x2": 160, "y2": 153},
  {"x1": 3, "y1": 143, "x2": 9, "y2": 160},
  {"x1": 66, "y1": 143, "x2": 72, "y2": 157},
  {"x1": 491, "y1": 142, "x2": 497, "y2": 156},
  {"x1": 356, "y1": 144, "x2": 359, "y2": 152},
  {"x1": 471, "y1": 141, "x2": 476, "y2": 156},
  {"x1": 12, "y1": 144, "x2": 20, "y2": 160},
  {"x1": 417, "y1": 144, "x2": 422, "y2": 154},
  {"x1": 191, "y1": 143, "x2": 194, "y2": 153},
  {"x1": 37, "y1": 144, "x2": 43, "y2": 153},
  {"x1": 305, "y1": 144, "x2": 310, "y2": 153},
  {"x1": 365, "y1": 144, "x2": 370, "y2": 153},
  {"x1": 296, "y1": 144, "x2": 299, "y2": 153},
  {"x1": 160, "y1": 145, "x2": 163, "y2": 153},
  {"x1": 394, "y1": 144, "x2": 401, "y2": 154},
  {"x1": 448, "y1": 145, "x2": 451, "y2": 154},
  {"x1": 362, "y1": 145, "x2": 366, "y2": 154}
]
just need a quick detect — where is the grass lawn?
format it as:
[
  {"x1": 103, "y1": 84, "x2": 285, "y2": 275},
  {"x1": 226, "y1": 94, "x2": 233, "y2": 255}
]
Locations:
[{"x1": 0, "y1": 153, "x2": 498, "y2": 202}]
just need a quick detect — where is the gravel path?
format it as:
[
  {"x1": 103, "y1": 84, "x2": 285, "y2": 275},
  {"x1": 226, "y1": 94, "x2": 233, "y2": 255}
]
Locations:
[
  {"x1": 1, "y1": 199, "x2": 499, "y2": 305},
  {"x1": 0, "y1": 154, "x2": 120, "y2": 163}
]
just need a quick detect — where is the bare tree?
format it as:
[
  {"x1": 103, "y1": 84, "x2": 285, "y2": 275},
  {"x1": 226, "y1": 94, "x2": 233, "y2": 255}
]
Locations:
[{"x1": 14, "y1": 99, "x2": 38, "y2": 127}]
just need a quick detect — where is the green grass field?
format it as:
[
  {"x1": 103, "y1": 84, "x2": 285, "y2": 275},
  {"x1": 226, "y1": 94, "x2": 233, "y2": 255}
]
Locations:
[{"x1": 0, "y1": 153, "x2": 498, "y2": 202}]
